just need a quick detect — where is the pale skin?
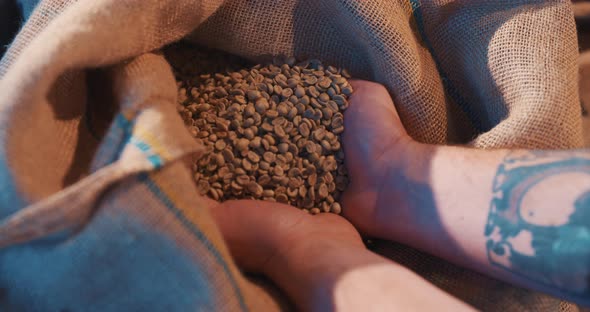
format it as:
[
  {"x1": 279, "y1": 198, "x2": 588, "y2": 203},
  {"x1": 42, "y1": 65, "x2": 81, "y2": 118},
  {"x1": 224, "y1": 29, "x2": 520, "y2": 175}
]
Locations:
[{"x1": 210, "y1": 80, "x2": 590, "y2": 310}]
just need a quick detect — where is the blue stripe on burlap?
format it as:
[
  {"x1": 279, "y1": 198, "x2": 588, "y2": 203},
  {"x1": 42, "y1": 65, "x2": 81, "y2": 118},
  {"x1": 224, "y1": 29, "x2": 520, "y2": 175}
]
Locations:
[{"x1": 139, "y1": 173, "x2": 248, "y2": 312}]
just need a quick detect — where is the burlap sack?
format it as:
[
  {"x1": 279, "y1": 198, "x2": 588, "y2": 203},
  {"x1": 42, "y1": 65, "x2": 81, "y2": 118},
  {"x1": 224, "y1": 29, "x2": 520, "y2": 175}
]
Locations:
[{"x1": 0, "y1": 0, "x2": 584, "y2": 310}]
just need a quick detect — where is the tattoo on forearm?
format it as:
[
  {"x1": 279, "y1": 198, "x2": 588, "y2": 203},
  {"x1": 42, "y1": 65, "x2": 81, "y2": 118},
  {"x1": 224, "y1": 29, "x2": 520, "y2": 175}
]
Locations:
[{"x1": 485, "y1": 150, "x2": 590, "y2": 296}]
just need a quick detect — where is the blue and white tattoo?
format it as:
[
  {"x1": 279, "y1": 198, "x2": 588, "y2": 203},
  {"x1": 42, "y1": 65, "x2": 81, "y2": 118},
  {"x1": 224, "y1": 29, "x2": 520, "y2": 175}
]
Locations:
[{"x1": 485, "y1": 150, "x2": 590, "y2": 295}]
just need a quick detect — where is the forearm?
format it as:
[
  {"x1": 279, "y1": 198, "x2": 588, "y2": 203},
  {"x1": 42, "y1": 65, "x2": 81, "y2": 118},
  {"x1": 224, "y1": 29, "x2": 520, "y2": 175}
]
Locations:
[
  {"x1": 265, "y1": 241, "x2": 474, "y2": 311},
  {"x1": 391, "y1": 144, "x2": 504, "y2": 264},
  {"x1": 380, "y1": 144, "x2": 590, "y2": 304}
]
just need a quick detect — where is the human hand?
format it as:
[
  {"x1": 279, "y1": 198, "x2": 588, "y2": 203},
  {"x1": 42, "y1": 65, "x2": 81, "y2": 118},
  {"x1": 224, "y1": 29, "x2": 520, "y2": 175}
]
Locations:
[
  {"x1": 210, "y1": 199, "x2": 474, "y2": 312},
  {"x1": 209, "y1": 200, "x2": 365, "y2": 310},
  {"x1": 339, "y1": 81, "x2": 590, "y2": 306},
  {"x1": 210, "y1": 200, "x2": 364, "y2": 272},
  {"x1": 341, "y1": 81, "x2": 424, "y2": 240}
]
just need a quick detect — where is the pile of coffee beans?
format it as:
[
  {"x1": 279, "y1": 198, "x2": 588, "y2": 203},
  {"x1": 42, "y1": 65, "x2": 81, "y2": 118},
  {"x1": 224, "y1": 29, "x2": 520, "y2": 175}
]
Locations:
[{"x1": 166, "y1": 43, "x2": 352, "y2": 214}]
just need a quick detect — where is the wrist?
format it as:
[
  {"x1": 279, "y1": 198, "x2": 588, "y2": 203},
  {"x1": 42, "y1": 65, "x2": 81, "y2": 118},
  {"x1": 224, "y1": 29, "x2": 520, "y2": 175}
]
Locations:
[
  {"x1": 373, "y1": 141, "x2": 439, "y2": 242},
  {"x1": 264, "y1": 240, "x2": 368, "y2": 311}
]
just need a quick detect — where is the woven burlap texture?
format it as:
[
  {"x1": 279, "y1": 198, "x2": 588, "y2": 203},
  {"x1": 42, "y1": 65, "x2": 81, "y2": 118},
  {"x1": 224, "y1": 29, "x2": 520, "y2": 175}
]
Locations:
[{"x1": 0, "y1": 0, "x2": 583, "y2": 310}]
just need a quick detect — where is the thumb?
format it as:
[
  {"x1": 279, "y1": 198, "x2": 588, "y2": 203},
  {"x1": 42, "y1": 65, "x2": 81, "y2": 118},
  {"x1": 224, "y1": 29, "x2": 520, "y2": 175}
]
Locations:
[
  {"x1": 344, "y1": 81, "x2": 407, "y2": 158},
  {"x1": 346, "y1": 80, "x2": 404, "y2": 131},
  {"x1": 340, "y1": 81, "x2": 409, "y2": 235},
  {"x1": 343, "y1": 80, "x2": 408, "y2": 173}
]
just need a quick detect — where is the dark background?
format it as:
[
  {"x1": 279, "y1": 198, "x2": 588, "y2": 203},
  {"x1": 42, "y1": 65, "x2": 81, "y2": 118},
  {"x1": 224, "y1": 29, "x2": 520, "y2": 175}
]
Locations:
[{"x1": 0, "y1": 0, "x2": 21, "y2": 57}]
